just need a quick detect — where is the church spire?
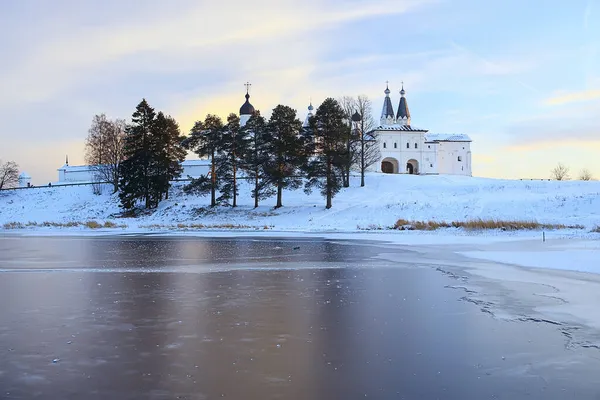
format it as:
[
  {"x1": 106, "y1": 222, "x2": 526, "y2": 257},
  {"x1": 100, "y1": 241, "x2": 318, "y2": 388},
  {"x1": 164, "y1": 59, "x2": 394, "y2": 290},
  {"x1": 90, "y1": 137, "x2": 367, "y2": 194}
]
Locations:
[
  {"x1": 396, "y1": 82, "x2": 411, "y2": 126},
  {"x1": 380, "y1": 81, "x2": 395, "y2": 126},
  {"x1": 239, "y1": 82, "x2": 255, "y2": 126},
  {"x1": 303, "y1": 100, "x2": 314, "y2": 127}
]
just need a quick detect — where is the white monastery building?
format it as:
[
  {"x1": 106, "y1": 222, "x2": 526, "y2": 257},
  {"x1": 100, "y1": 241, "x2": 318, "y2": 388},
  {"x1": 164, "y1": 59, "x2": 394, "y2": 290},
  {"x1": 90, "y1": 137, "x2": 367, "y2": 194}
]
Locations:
[
  {"x1": 371, "y1": 84, "x2": 472, "y2": 176},
  {"x1": 55, "y1": 84, "x2": 472, "y2": 183}
]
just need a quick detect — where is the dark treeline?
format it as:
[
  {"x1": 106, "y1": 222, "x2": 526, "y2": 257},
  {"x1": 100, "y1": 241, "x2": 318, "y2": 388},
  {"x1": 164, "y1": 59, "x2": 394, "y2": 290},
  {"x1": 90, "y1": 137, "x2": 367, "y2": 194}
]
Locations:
[{"x1": 90, "y1": 96, "x2": 378, "y2": 211}]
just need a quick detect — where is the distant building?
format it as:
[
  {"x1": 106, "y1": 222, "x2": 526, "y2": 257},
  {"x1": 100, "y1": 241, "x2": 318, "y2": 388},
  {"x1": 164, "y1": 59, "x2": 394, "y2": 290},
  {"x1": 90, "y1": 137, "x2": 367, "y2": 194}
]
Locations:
[
  {"x1": 57, "y1": 83, "x2": 472, "y2": 183},
  {"x1": 370, "y1": 83, "x2": 472, "y2": 176},
  {"x1": 18, "y1": 172, "x2": 32, "y2": 188},
  {"x1": 57, "y1": 159, "x2": 211, "y2": 184}
]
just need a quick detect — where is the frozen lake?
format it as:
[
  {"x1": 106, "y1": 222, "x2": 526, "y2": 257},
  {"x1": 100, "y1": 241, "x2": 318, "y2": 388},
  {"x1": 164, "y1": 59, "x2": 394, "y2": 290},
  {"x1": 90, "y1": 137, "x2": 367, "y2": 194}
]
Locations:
[{"x1": 0, "y1": 236, "x2": 599, "y2": 399}]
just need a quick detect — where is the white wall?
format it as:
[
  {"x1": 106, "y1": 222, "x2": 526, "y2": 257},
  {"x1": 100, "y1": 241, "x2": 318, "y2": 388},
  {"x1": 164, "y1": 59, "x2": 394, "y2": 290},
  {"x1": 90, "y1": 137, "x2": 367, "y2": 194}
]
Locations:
[
  {"x1": 57, "y1": 159, "x2": 212, "y2": 183},
  {"x1": 436, "y1": 142, "x2": 472, "y2": 176},
  {"x1": 374, "y1": 131, "x2": 437, "y2": 174},
  {"x1": 369, "y1": 129, "x2": 472, "y2": 176}
]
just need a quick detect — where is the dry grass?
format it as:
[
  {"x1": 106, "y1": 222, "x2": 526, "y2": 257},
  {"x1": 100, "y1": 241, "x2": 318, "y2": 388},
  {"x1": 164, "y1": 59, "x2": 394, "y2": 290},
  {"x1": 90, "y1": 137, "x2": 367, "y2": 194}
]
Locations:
[
  {"x1": 140, "y1": 223, "x2": 266, "y2": 230},
  {"x1": 84, "y1": 221, "x2": 102, "y2": 229},
  {"x1": 394, "y1": 218, "x2": 585, "y2": 231},
  {"x1": 2, "y1": 220, "x2": 127, "y2": 230},
  {"x1": 358, "y1": 224, "x2": 386, "y2": 231},
  {"x1": 3, "y1": 222, "x2": 25, "y2": 229}
]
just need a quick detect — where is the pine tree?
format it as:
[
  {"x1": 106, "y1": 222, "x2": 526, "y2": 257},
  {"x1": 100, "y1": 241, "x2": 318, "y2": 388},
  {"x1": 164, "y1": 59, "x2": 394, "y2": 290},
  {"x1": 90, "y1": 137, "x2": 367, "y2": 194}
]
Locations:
[
  {"x1": 119, "y1": 99, "x2": 156, "y2": 210},
  {"x1": 338, "y1": 96, "x2": 357, "y2": 188},
  {"x1": 263, "y1": 105, "x2": 304, "y2": 208},
  {"x1": 151, "y1": 112, "x2": 186, "y2": 203},
  {"x1": 214, "y1": 113, "x2": 248, "y2": 207},
  {"x1": 182, "y1": 114, "x2": 223, "y2": 207},
  {"x1": 240, "y1": 111, "x2": 274, "y2": 208},
  {"x1": 304, "y1": 98, "x2": 348, "y2": 209}
]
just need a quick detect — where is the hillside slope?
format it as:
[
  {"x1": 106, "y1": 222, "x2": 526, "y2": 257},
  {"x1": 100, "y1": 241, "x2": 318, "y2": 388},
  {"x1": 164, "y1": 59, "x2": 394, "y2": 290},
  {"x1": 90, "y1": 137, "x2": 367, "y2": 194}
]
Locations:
[{"x1": 1, "y1": 174, "x2": 599, "y2": 232}]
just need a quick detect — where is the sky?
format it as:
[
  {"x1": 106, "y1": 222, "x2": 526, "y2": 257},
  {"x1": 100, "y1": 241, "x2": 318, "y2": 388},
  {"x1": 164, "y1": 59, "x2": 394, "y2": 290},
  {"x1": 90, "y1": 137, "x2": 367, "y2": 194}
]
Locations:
[{"x1": 0, "y1": 0, "x2": 599, "y2": 183}]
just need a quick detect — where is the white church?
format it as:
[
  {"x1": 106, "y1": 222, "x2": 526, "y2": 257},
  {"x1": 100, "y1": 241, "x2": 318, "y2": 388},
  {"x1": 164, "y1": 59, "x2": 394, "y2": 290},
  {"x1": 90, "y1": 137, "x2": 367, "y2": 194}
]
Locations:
[
  {"x1": 55, "y1": 83, "x2": 472, "y2": 184},
  {"x1": 370, "y1": 84, "x2": 471, "y2": 176}
]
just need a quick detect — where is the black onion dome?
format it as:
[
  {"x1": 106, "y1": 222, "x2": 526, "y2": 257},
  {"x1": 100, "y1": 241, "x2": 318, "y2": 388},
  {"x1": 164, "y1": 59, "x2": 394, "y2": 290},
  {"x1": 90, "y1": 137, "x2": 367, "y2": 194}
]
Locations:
[
  {"x1": 397, "y1": 96, "x2": 410, "y2": 120},
  {"x1": 351, "y1": 111, "x2": 362, "y2": 122},
  {"x1": 240, "y1": 93, "x2": 255, "y2": 115}
]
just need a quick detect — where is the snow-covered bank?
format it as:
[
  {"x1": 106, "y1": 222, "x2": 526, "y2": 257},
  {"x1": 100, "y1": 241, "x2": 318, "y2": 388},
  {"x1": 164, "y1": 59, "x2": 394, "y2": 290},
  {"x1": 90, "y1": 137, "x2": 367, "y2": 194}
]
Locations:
[
  {"x1": 1, "y1": 173, "x2": 600, "y2": 232},
  {"x1": 452, "y1": 238, "x2": 600, "y2": 345}
]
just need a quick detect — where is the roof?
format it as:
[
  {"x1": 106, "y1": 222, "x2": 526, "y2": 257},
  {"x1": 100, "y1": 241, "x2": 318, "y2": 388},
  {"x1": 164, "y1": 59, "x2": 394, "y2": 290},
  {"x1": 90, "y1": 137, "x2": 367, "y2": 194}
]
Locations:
[
  {"x1": 424, "y1": 133, "x2": 472, "y2": 142},
  {"x1": 381, "y1": 95, "x2": 394, "y2": 120},
  {"x1": 396, "y1": 96, "x2": 410, "y2": 120},
  {"x1": 19, "y1": 172, "x2": 31, "y2": 179},
  {"x1": 57, "y1": 164, "x2": 95, "y2": 172},
  {"x1": 240, "y1": 93, "x2": 255, "y2": 115},
  {"x1": 372, "y1": 125, "x2": 428, "y2": 132}
]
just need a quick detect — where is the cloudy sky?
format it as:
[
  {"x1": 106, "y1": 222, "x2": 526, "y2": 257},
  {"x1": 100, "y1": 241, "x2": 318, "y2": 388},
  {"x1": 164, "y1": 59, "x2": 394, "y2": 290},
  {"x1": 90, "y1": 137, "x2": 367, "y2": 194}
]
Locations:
[{"x1": 1, "y1": 0, "x2": 599, "y2": 183}]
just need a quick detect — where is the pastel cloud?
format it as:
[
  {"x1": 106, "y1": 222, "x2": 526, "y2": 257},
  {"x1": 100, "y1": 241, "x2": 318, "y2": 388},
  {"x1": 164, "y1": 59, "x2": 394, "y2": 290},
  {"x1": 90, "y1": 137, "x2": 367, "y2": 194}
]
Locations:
[
  {"x1": 544, "y1": 89, "x2": 600, "y2": 106},
  {"x1": 1, "y1": 0, "x2": 599, "y2": 183}
]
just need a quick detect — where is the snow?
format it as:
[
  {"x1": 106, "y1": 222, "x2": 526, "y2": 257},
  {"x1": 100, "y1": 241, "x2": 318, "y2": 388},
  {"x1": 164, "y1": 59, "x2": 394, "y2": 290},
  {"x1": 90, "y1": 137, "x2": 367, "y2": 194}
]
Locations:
[
  {"x1": 1, "y1": 173, "x2": 599, "y2": 234},
  {"x1": 453, "y1": 238, "x2": 600, "y2": 335},
  {"x1": 461, "y1": 241, "x2": 600, "y2": 274}
]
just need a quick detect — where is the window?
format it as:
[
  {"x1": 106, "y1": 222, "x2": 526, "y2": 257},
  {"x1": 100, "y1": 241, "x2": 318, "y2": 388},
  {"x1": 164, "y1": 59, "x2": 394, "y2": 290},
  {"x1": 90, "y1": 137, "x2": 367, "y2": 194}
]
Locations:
[
  {"x1": 406, "y1": 143, "x2": 410, "y2": 149},
  {"x1": 394, "y1": 142, "x2": 397, "y2": 149},
  {"x1": 428, "y1": 145, "x2": 431, "y2": 149},
  {"x1": 415, "y1": 143, "x2": 418, "y2": 149},
  {"x1": 430, "y1": 164, "x2": 433, "y2": 167},
  {"x1": 458, "y1": 156, "x2": 462, "y2": 162},
  {"x1": 383, "y1": 142, "x2": 387, "y2": 149}
]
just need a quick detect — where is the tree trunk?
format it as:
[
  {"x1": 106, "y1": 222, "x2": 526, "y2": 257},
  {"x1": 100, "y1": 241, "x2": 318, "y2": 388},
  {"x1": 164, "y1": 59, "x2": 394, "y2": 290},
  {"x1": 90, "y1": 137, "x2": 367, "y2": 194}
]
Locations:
[
  {"x1": 254, "y1": 170, "x2": 259, "y2": 208},
  {"x1": 232, "y1": 161, "x2": 237, "y2": 208},
  {"x1": 275, "y1": 163, "x2": 283, "y2": 208},
  {"x1": 344, "y1": 134, "x2": 351, "y2": 188},
  {"x1": 112, "y1": 169, "x2": 119, "y2": 194},
  {"x1": 276, "y1": 182, "x2": 283, "y2": 208},
  {"x1": 210, "y1": 150, "x2": 216, "y2": 207},
  {"x1": 326, "y1": 158, "x2": 332, "y2": 209},
  {"x1": 360, "y1": 139, "x2": 365, "y2": 187}
]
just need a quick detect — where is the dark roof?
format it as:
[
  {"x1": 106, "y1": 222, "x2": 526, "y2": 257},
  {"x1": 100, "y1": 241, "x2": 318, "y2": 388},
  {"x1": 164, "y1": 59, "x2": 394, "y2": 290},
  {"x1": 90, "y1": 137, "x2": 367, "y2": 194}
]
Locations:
[
  {"x1": 381, "y1": 96, "x2": 394, "y2": 120},
  {"x1": 396, "y1": 96, "x2": 410, "y2": 120},
  {"x1": 240, "y1": 93, "x2": 255, "y2": 115},
  {"x1": 371, "y1": 125, "x2": 428, "y2": 132},
  {"x1": 424, "y1": 133, "x2": 471, "y2": 142}
]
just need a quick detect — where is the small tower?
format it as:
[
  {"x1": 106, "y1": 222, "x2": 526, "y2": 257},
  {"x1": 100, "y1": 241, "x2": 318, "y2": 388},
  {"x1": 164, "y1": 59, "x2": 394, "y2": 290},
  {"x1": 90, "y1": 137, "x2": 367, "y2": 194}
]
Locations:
[
  {"x1": 239, "y1": 82, "x2": 255, "y2": 127},
  {"x1": 303, "y1": 101, "x2": 314, "y2": 127},
  {"x1": 351, "y1": 111, "x2": 362, "y2": 138},
  {"x1": 380, "y1": 82, "x2": 395, "y2": 126},
  {"x1": 396, "y1": 82, "x2": 411, "y2": 126},
  {"x1": 18, "y1": 172, "x2": 32, "y2": 188}
]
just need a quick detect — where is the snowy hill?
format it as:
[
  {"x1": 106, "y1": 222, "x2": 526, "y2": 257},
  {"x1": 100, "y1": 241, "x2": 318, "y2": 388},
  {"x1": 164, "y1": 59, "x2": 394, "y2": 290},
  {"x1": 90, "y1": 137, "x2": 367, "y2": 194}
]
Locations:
[{"x1": 1, "y1": 174, "x2": 599, "y2": 232}]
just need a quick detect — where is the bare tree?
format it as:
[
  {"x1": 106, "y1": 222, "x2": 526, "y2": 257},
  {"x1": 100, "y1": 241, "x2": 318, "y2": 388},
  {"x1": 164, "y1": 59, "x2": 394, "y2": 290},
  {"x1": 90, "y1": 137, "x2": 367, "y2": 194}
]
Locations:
[
  {"x1": 85, "y1": 114, "x2": 126, "y2": 193},
  {"x1": 578, "y1": 168, "x2": 593, "y2": 181},
  {"x1": 337, "y1": 96, "x2": 357, "y2": 188},
  {"x1": 0, "y1": 160, "x2": 19, "y2": 190},
  {"x1": 353, "y1": 95, "x2": 379, "y2": 187},
  {"x1": 550, "y1": 163, "x2": 570, "y2": 181}
]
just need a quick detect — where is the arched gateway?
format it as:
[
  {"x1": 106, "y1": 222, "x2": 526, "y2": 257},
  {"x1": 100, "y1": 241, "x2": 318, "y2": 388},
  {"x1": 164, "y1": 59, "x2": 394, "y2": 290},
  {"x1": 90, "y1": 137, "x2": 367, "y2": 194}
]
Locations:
[
  {"x1": 406, "y1": 159, "x2": 418, "y2": 175},
  {"x1": 381, "y1": 158, "x2": 399, "y2": 174}
]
